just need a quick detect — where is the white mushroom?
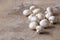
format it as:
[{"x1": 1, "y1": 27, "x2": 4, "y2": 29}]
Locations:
[
  {"x1": 36, "y1": 13, "x2": 45, "y2": 20},
  {"x1": 48, "y1": 16, "x2": 55, "y2": 24},
  {"x1": 32, "y1": 8, "x2": 40, "y2": 14},
  {"x1": 47, "y1": 7, "x2": 52, "y2": 12},
  {"x1": 36, "y1": 25, "x2": 43, "y2": 33},
  {"x1": 30, "y1": 16, "x2": 39, "y2": 23},
  {"x1": 29, "y1": 22, "x2": 38, "y2": 29},
  {"x1": 46, "y1": 7, "x2": 53, "y2": 15},
  {"x1": 45, "y1": 13, "x2": 52, "y2": 19},
  {"x1": 29, "y1": 6, "x2": 36, "y2": 11},
  {"x1": 23, "y1": 9, "x2": 32, "y2": 16},
  {"x1": 28, "y1": 14, "x2": 34, "y2": 20},
  {"x1": 45, "y1": 7, "x2": 53, "y2": 19},
  {"x1": 39, "y1": 19, "x2": 49, "y2": 27}
]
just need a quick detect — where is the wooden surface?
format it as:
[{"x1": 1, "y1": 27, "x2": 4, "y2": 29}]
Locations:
[{"x1": 0, "y1": 0, "x2": 60, "y2": 40}]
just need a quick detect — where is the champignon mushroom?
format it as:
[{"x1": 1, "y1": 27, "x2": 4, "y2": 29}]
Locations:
[
  {"x1": 39, "y1": 19, "x2": 49, "y2": 27},
  {"x1": 36, "y1": 25, "x2": 43, "y2": 33},
  {"x1": 23, "y1": 9, "x2": 32, "y2": 16},
  {"x1": 48, "y1": 16, "x2": 55, "y2": 24},
  {"x1": 36, "y1": 13, "x2": 45, "y2": 20},
  {"x1": 29, "y1": 22, "x2": 38, "y2": 29}
]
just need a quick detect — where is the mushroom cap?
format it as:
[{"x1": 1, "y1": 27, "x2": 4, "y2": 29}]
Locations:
[
  {"x1": 39, "y1": 19, "x2": 49, "y2": 27},
  {"x1": 28, "y1": 14, "x2": 35, "y2": 20},
  {"x1": 49, "y1": 16, "x2": 55, "y2": 21},
  {"x1": 29, "y1": 22, "x2": 38, "y2": 29},
  {"x1": 36, "y1": 26, "x2": 43, "y2": 33},
  {"x1": 30, "y1": 16, "x2": 39, "y2": 22},
  {"x1": 45, "y1": 13, "x2": 52, "y2": 19},
  {"x1": 32, "y1": 8, "x2": 40, "y2": 14},
  {"x1": 46, "y1": 7, "x2": 53, "y2": 15},
  {"x1": 23, "y1": 9, "x2": 32, "y2": 16},
  {"x1": 28, "y1": 14, "x2": 33, "y2": 20},
  {"x1": 29, "y1": 6, "x2": 36, "y2": 11},
  {"x1": 36, "y1": 13, "x2": 45, "y2": 20},
  {"x1": 45, "y1": 11, "x2": 52, "y2": 14},
  {"x1": 46, "y1": 7, "x2": 53, "y2": 12},
  {"x1": 28, "y1": 15, "x2": 32, "y2": 20}
]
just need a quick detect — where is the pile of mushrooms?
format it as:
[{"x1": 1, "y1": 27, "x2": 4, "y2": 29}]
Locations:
[{"x1": 23, "y1": 6, "x2": 57, "y2": 33}]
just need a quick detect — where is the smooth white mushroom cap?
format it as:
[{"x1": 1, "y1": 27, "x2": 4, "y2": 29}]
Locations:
[
  {"x1": 30, "y1": 16, "x2": 39, "y2": 22},
  {"x1": 45, "y1": 13, "x2": 52, "y2": 19},
  {"x1": 28, "y1": 14, "x2": 33, "y2": 20},
  {"x1": 49, "y1": 16, "x2": 55, "y2": 24},
  {"x1": 45, "y1": 11, "x2": 52, "y2": 15},
  {"x1": 49, "y1": 16, "x2": 55, "y2": 21},
  {"x1": 32, "y1": 8, "x2": 40, "y2": 14},
  {"x1": 36, "y1": 13, "x2": 45, "y2": 20},
  {"x1": 46, "y1": 7, "x2": 53, "y2": 15},
  {"x1": 28, "y1": 14, "x2": 35, "y2": 20},
  {"x1": 29, "y1": 22, "x2": 38, "y2": 29},
  {"x1": 23, "y1": 9, "x2": 32, "y2": 16},
  {"x1": 36, "y1": 26, "x2": 43, "y2": 33},
  {"x1": 28, "y1": 15, "x2": 32, "y2": 20},
  {"x1": 39, "y1": 19, "x2": 49, "y2": 27},
  {"x1": 46, "y1": 7, "x2": 52, "y2": 12},
  {"x1": 29, "y1": 6, "x2": 36, "y2": 11}
]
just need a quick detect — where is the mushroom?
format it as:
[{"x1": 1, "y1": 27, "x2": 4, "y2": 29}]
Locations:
[
  {"x1": 32, "y1": 8, "x2": 45, "y2": 14},
  {"x1": 29, "y1": 22, "x2": 38, "y2": 29},
  {"x1": 32, "y1": 8, "x2": 40, "y2": 14},
  {"x1": 23, "y1": 9, "x2": 32, "y2": 16},
  {"x1": 36, "y1": 13, "x2": 45, "y2": 20},
  {"x1": 47, "y1": 7, "x2": 52, "y2": 12},
  {"x1": 45, "y1": 7, "x2": 53, "y2": 19},
  {"x1": 30, "y1": 16, "x2": 40, "y2": 23},
  {"x1": 45, "y1": 13, "x2": 52, "y2": 19},
  {"x1": 28, "y1": 14, "x2": 34, "y2": 20},
  {"x1": 39, "y1": 19, "x2": 49, "y2": 27},
  {"x1": 29, "y1": 6, "x2": 36, "y2": 11},
  {"x1": 48, "y1": 16, "x2": 55, "y2": 24},
  {"x1": 36, "y1": 25, "x2": 43, "y2": 33},
  {"x1": 46, "y1": 7, "x2": 53, "y2": 15}
]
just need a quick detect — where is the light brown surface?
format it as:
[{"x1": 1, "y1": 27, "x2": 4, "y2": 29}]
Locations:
[{"x1": 0, "y1": 0, "x2": 60, "y2": 40}]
